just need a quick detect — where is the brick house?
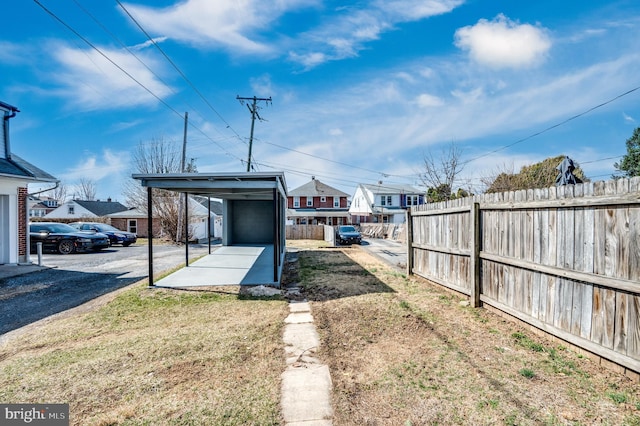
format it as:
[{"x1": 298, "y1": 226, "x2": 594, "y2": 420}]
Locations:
[
  {"x1": 0, "y1": 101, "x2": 57, "y2": 264},
  {"x1": 286, "y1": 177, "x2": 351, "y2": 225}
]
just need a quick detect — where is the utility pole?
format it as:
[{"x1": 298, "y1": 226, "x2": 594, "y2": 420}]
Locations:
[
  {"x1": 181, "y1": 111, "x2": 188, "y2": 172},
  {"x1": 177, "y1": 112, "x2": 188, "y2": 244},
  {"x1": 237, "y1": 95, "x2": 271, "y2": 172}
]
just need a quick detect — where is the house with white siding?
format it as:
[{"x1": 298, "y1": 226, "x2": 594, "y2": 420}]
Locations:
[
  {"x1": 349, "y1": 183, "x2": 424, "y2": 224},
  {"x1": 0, "y1": 101, "x2": 57, "y2": 264},
  {"x1": 45, "y1": 199, "x2": 129, "y2": 219}
]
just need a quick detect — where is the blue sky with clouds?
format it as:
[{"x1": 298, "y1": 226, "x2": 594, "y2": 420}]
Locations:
[{"x1": 2, "y1": 0, "x2": 640, "y2": 201}]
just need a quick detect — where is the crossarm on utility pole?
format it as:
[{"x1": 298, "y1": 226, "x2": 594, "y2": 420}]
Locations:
[{"x1": 236, "y1": 95, "x2": 272, "y2": 172}]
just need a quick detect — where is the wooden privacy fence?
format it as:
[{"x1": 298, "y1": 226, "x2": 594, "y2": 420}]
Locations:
[
  {"x1": 359, "y1": 223, "x2": 406, "y2": 242},
  {"x1": 286, "y1": 224, "x2": 326, "y2": 240},
  {"x1": 407, "y1": 178, "x2": 640, "y2": 375}
]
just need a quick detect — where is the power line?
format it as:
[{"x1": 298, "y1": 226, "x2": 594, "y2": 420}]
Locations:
[
  {"x1": 462, "y1": 86, "x2": 640, "y2": 166},
  {"x1": 34, "y1": 0, "x2": 181, "y2": 116},
  {"x1": 259, "y1": 139, "x2": 403, "y2": 179},
  {"x1": 34, "y1": 0, "x2": 245, "y2": 165},
  {"x1": 71, "y1": 0, "x2": 230, "y2": 143},
  {"x1": 115, "y1": 0, "x2": 243, "y2": 141}
]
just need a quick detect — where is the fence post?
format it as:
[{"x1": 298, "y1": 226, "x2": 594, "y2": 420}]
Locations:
[
  {"x1": 470, "y1": 202, "x2": 481, "y2": 307},
  {"x1": 406, "y1": 208, "x2": 413, "y2": 276}
]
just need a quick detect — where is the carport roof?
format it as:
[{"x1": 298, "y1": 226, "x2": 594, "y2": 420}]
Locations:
[{"x1": 132, "y1": 172, "x2": 287, "y2": 200}]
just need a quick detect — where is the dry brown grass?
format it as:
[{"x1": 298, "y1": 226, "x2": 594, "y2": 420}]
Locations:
[
  {"x1": 0, "y1": 285, "x2": 288, "y2": 425},
  {"x1": 3, "y1": 240, "x2": 639, "y2": 425},
  {"x1": 291, "y1": 243, "x2": 640, "y2": 426}
]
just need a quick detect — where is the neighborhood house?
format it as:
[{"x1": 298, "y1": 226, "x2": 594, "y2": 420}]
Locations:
[
  {"x1": 0, "y1": 101, "x2": 57, "y2": 265},
  {"x1": 349, "y1": 182, "x2": 424, "y2": 224},
  {"x1": 287, "y1": 177, "x2": 350, "y2": 225}
]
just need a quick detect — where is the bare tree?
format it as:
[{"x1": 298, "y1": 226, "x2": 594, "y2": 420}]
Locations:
[
  {"x1": 42, "y1": 182, "x2": 68, "y2": 204},
  {"x1": 124, "y1": 137, "x2": 196, "y2": 242},
  {"x1": 420, "y1": 142, "x2": 465, "y2": 202},
  {"x1": 75, "y1": 178, "x2": 97, "y2": 201}
]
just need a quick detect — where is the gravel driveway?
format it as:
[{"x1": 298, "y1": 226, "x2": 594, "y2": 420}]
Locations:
[{"x1": 0, "y1": 243, "x2": 210, "y2": 336}]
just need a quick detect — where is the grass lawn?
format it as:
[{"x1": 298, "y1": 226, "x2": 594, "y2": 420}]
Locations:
[
  {"x1": 2, "y1": 239, "x2": 639, "y2": 425},
  {"x1": 0, "y1": 284, "x2": 288, "y2": 425},
  {"x1": 293, "y1": 242, "x2": 640, "y2": 426}
]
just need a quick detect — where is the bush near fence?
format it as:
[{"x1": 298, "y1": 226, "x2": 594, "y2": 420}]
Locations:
[{"x1": 407, "y1": 177, "x2": 640, "y2": 379}]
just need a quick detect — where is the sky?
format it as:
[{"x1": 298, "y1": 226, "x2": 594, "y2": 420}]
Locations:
[{"x1": 2, "y1": 0, "x2": 640, "y2": 203}]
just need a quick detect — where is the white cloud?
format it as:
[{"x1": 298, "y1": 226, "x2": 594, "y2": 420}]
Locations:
[
  {"x1": 250, "y1": 74, "x2": 276, "y2": 98},
  {"x1": 623, "y1": 112, "x2": 635, "y2": 123},
  {"x1": 61, "y1": 149, "x2": 130, "y2": 200},
  {"x1": 0, "y1": 41, "x2": 32, "y2": 65},
  {"x1": 260, "y1": 48, "x2": 640, "y2": 186},
  {"x1": 415, "y1": 93, "x2": 444, "y2": 107},
  {"x1": 287, "y1": 0, "x2": 463, "y2": 68},
  {"x1": 121, "y1": 0, "x2": 319, "y2": 54},
  {"x1": 121, "y1": 0, "x2": 463, "y2": 69},
  {"x1": 451, "y1": 87, "x2": 483, "y2": 103},
  {"x1": 329, "y1": 128, "x2": 343, "y2": 136},
  {"x1": 130, "y1": 37, "x2": 168, "y2": 51},
  {"x1": 61, "y1": 150, "x2": 128, "y2": 182},
  {"x1": 454, "y1": 14, "x2": 551, "y2": 69},
  {"x1": 287, "y1": 51, "x2": 328, "y2": 69},
  {"x1": 50, "y1": 43, "x2": 172, "y2": 111}
]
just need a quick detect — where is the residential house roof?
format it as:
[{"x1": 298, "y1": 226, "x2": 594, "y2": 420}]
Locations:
[
  {"x1": 360, "y1": 183, "x2": 422, "y2": 195},
  {"x1": 194, "y1": 196, "x2": 223, "y2": 215},
  {"x1": 107, "y1": 207, "x2": 148, "y2": 219},
  {"x1": 289, "y1": 178, "x2": 349, "y2": 197},
  {"x1": 3, "y1": 154, "x2": 58, "y2": 182},
  {"x1": 0, "y1": 101, "x2": 19, "y2": 112},
  {"x1": 74, "y1": 200, "x2": 129, "y2": 216}
]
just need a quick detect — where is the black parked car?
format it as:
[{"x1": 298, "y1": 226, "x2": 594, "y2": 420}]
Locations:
[
  {"x1": 336, "y1": 225, "x2": 362, "y2": 245},
  {"x1": 69, "y1": 222, "x2": 137, "y2": 247},
  {"x1": 29, "y1": 222, "x2": 110, "y2": 254}
]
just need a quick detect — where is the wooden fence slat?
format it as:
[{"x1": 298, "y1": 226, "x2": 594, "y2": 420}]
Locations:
[
  {"x1": 629, "y1": 295, "x2": 640, "y2": 360},
  {"x1": 580, "y1": 283, "x2": 593, "y2": 340},
  {"x1": 614, "y1": 292, "x2": 629, "y2": 354}
]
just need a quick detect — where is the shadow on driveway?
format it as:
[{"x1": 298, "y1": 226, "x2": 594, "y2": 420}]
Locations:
[{"x1": 0, "y1": 268, "x2": 143, "y2": 335}]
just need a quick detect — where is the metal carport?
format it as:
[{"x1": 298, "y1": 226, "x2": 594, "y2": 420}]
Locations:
[{"x1": 132, "y1": 172, "x2": 288, "y2": 288}]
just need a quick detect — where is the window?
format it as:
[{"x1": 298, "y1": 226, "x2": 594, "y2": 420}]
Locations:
[
  {"x1": 128, "y1": 219, "x2": 137, "y2": 234},
  {"x1": 381, "y1": 195, "x2": 392, "y2": 206},
  {"x1": 334, "y1": 198, "x2": 340, "y2": 208},
  {"x1": 306, "y1": 198, "x2": 313, "y2": 207},
  {"x1": 68, "y1": 205, "x2": 74, "y2": 215},
  {"x1": 293, "y1": 197, "x2": 300, "y2": 208},
  {"x1": 320, "y1": 196, "x2": 326, "y2": 202}
]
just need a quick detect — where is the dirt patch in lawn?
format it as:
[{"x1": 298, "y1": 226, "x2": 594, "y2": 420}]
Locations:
[{"x1": 290, "y1": 242, "x2": 640, "y2": 425}]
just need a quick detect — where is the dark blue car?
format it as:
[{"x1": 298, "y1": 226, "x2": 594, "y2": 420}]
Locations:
[
  {"x1": 336, "y1": 225, "x2": 362, "y2": 245},
  {"x1": 30, "y1": 222, "x2": 110, "y2": 254},
  {"x1": 70, "y1": 222, "x2": 137, "y2": 247}
]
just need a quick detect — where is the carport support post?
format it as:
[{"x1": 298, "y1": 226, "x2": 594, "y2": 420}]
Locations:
[
  {"x1": 185, "y1": 192, "x2": 189, "y2": 267},
  {"x1": 273, "y1": 188, "x2": 278, "y2": 283},
  {"x1": 147, "y1": 186, "x2": 154, "y2": 287},
  {"x1": 207, "y1": 196, "x2": 211, "y2": 254},
  {"x1": 406, "y1": 208, "x2": 413, "y2": 277}
]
